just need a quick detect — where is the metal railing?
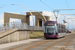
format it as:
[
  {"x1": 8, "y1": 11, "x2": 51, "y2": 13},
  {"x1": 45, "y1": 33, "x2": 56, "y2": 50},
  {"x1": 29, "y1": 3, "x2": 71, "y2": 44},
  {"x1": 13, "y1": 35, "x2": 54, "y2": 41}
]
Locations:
[
  {"x1": 29, "y1": 26, "x2": 44, "y2": 30},
  {"x1": 0, "y1": 22, "x2": 44, "y2": 33},
  {"x1": 0, "y1": 22, "x2": 29, "y2": 33}
]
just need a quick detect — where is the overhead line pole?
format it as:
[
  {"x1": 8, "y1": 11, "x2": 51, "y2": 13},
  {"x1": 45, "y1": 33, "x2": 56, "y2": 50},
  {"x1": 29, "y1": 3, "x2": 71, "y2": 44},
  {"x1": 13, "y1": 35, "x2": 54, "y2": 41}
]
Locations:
[{"x1": 53, "y1": 10, "x2": 59, "y2": 22}]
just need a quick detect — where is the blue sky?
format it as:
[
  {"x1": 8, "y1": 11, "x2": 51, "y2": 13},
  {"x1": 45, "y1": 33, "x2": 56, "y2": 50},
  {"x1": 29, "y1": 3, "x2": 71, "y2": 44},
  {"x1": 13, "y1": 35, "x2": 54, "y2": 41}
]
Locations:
[
  {"x1": 0, "y1": 0, "x2": 75, "y2": 13},
  {"x1": 0, "y1": 0, "x2": 75, "y2": 29}
]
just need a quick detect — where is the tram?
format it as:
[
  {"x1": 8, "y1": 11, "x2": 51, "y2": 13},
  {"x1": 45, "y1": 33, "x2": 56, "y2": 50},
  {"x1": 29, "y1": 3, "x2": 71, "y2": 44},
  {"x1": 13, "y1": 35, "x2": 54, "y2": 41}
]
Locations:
[{"x1": 44, "y1": 21, "x2": 66, "y2": 38}]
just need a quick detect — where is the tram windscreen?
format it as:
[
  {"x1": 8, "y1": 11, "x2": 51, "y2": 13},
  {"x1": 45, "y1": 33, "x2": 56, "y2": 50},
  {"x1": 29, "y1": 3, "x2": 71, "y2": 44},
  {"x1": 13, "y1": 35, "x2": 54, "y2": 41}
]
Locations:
[
  {"x1": 47, "y1": 28, "x2": 55, "y2": 33},
  {"x1": 46, "y1": 26, "x2": 55, "y2": 33}
]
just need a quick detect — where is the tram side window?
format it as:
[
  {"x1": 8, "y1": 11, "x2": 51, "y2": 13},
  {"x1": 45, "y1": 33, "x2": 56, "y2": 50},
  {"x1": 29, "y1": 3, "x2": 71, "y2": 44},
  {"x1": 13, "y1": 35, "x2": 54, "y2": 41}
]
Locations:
[
  {"x1": 62, "y1": 27, "x2": 63, "y2": 33},
  {"x1": 58, "y1": 25, "x2": 66, "y2": 33},
  {"x1": 58, "y1": 26, "x2": 61, "y2": 33},
  {"x1": 58, "y1": 27, "x2": 63, "y2": 33},
  {"x1": 58, "y1": 28, "x2": 61, "y2": 33},
  {"x1": 63, "y1": 27, "x2": 66, "y2": 32}
]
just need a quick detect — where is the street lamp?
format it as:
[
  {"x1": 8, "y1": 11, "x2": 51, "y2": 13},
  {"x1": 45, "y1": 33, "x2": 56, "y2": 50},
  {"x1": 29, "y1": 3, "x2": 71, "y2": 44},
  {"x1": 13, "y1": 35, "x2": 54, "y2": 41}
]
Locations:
[{"x1": 11, "y1": 4, "x2": 34, "y2": 33}]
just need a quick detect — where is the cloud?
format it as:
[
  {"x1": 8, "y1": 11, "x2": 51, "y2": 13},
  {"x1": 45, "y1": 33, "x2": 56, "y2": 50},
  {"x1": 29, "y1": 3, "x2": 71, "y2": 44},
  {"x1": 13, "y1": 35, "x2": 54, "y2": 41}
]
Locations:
[
  {"x1": 43, "y1": 11, "x2": 54, "y2": 16},
  {"x1": 43, "y1": 11, "x2": 59, "y2": 21},
  {"x1": 42, "y1": 11, "x2": 75, "y2": 29},
  {"x1": 9, "y1": 12, "x2": 22, "y2": 22},
  {"x1": 43, "y1": 11, "x2": 73, "y2": 24},
  {"x1": 30, "y1": 16, "x2": 35, "y2": 26},
  {"x1": 10, "y1": 18, "x2": 19, "y2": 22},
  {"x1": 0, "y1": 13, "x2": 4, "y2": 25},
  {"x1": 30, "y1": 16, "x2": 33, "y2": 21},
  {"x1": 0, "y1": 19, "x2": 4, "y2": 25}
]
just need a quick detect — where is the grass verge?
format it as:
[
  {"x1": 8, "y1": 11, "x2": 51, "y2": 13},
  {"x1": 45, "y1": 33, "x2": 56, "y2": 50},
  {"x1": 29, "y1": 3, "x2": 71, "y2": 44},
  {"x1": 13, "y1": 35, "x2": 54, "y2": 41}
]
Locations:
[{"x1": 30, "y1": 31, "x2": 44, "y2": 39}]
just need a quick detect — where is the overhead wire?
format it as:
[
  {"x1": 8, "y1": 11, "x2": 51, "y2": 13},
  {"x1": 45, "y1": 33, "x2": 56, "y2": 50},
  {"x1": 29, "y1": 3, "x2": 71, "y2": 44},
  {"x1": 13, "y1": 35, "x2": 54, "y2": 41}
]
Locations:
[
  {"x1": 40, "y1": 0, "x2": 70, "y2": 24},
  {"x1": 66, "y1": 0, "x2": 69, "y2": 9},
  {"x1": 40, "y1": 0, "x2": 60, "y2": 22},
  {"x1": 65, "y1": 0, "x2": 75, "y2": 29},
  {"x1": 66, "y1": 0, "x2": 73, "y2": 14},
  {"x1": 40, "y1": 0, "x2": 54, "y2": 10}
]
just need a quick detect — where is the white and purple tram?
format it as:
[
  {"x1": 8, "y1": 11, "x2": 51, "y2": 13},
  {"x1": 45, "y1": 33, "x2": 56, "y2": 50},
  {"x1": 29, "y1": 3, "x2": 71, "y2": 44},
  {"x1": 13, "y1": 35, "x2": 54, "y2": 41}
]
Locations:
[{"x1": 44, "y1": 21, "x2": 66, "y2": 38}]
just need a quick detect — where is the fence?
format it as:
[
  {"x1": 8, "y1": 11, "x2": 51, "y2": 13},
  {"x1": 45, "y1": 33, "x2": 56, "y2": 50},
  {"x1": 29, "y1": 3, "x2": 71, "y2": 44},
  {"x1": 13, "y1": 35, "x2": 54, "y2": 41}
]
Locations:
[
  {"x1": 0, "y1": 22, "x2": 29, "y2": 33},
  {"x1": 29, "y1": 26, "x2": 44, "y2": 30},
  {"x1": 0, "y1": 22, "x2": 44, "y2": 33}
]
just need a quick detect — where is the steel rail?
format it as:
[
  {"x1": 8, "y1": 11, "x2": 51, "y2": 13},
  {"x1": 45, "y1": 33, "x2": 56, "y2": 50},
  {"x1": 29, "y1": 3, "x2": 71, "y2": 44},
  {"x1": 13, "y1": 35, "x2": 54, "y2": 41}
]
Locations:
[
  {"x1": 24, "y1": 39, "x2": 55, "y2": 50},
  {"x1": 10, "y1": 39, "x2": 45, "y2": 50},
  {"x1": 44, "y1": 35, "x2": 73, "y2": 50},
  {"x1": 60, "y1": 37, "x2": 75, "y2": 50},
  {"x1": 25, "y1": 35, "x2": 71, "y2": 50}
]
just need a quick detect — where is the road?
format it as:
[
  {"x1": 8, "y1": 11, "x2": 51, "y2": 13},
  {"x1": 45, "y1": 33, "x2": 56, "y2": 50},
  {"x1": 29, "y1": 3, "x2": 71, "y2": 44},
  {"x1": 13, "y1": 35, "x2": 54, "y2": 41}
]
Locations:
[{"x1": 1, "y1": 34, "x2": 75, "y2": 50}]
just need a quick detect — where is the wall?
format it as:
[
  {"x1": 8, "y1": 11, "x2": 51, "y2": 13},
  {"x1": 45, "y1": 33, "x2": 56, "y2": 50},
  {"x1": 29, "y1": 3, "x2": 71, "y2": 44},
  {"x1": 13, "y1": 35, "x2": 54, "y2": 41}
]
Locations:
[
  {"x1": 0, "y1": 29, "x2": 30, "y2": 44},
  {"x1": 26, "y1": 12, "x2": 50, "y2": 27},
  {"x1": 4, "y1": 12, "x2": 30, "y2": 26}
]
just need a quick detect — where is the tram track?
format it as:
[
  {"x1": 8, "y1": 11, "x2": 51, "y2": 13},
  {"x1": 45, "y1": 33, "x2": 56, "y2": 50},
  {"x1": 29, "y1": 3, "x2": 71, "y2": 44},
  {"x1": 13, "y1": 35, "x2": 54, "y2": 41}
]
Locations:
[
  {"x1": 24, "y1": 39, "x2": 55, "y2": 50},
  {"x1": 10, "y1": 38, "x2": 55, "y2": 50},
  {"x1": 44, "y1": 35, "x2": 74, "y2": 50},
  {"x1": 44, "y1": 35, "x2": 75, "y2": 50},
  {"x1": 60, "y1": 37, "x2": 75, "y2": 50},
  {"x1": 9, "y1": 35, "x2": 74, "y2": 50},
  {"x1": 9, "y1": 39, "x2": 45, "y2": 50},
  {"x1": 24, "y1": 35, "x2": 72, "y2": 50}
]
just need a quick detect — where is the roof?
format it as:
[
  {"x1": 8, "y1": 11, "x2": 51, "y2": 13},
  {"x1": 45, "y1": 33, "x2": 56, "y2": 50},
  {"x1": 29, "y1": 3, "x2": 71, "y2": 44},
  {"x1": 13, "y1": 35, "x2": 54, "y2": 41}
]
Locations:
[{"x1": 45, "y1": 21, "x2": 57, "y2": 23}]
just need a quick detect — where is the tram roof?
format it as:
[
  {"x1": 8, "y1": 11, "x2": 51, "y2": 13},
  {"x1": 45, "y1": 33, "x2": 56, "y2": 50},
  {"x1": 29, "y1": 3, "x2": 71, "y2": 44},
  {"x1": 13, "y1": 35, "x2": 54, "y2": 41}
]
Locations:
[{"x1": 45, "y1": 21, "x2": 57, "y2": 23}]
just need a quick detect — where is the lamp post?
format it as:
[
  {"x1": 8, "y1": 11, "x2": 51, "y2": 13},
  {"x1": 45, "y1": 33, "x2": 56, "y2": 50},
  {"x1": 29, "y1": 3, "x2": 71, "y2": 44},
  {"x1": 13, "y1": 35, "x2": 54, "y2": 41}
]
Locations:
[{"x1": 12, "y1": 4, "x2": 34, "y2": 33}]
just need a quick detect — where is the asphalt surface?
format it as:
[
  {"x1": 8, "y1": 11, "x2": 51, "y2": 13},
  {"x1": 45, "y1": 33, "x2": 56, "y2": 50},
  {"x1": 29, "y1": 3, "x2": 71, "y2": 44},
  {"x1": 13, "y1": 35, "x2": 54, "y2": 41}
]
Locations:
[{"x1": 1, "y1": 34, "x2": 75, "y2": 50}]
